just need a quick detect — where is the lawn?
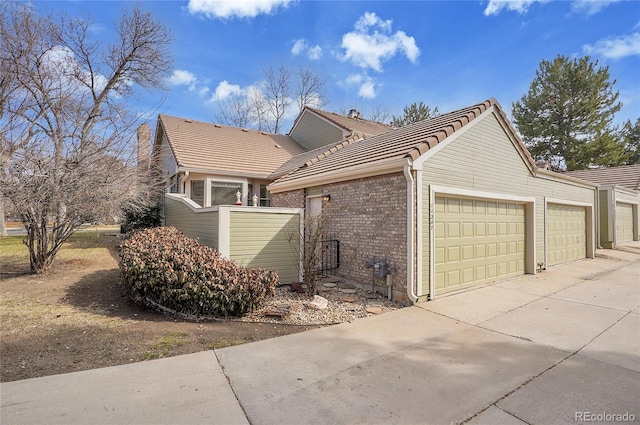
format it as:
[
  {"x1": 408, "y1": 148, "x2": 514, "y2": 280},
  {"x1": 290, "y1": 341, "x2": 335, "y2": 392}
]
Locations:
[{"x1": 0, "y1": 228, "x2": 318, "y2": 382}]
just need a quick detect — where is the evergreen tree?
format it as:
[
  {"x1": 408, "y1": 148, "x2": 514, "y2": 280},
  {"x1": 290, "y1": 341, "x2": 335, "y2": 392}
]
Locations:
[
  {"x1": 622, "y1": 118, "x2": 640, "y2": 165},
  {"x1": 512, "y1": 55, "x2": 626, "y2": 171},
  {"x1": 391, "y1": 102, "x2": 439, "y2": 127}
]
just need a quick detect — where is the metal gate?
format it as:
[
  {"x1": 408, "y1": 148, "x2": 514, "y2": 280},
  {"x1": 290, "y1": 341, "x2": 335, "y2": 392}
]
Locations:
[{"x1": 320, "y1": 235, "x2": 340, "y2": 274}]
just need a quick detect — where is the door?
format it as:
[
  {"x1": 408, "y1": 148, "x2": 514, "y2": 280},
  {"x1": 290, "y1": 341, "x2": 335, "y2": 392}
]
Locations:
[
  {"x1": 547, "y1": 203, "x2": 586, "y2": 266},
  {"x1": 434, "y1": 196, "x2": 526, "y2": 295},
  {"x1": 616, "y1": 202, "x2": 634, "y2": 243}
]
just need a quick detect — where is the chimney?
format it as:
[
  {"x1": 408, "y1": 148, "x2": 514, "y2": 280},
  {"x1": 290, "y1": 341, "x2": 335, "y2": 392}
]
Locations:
[
  {"x1": 137, "y1": 123, "x2": 151, "y2": 172},
  {"x1": 347, "y1": 109, "x2": 360, "y2": 119}
]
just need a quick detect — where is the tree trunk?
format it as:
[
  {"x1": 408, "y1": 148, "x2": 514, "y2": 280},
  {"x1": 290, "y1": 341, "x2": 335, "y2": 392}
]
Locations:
[{"x1": 0, "y1": 199, "x2": 7, "y2": 237}]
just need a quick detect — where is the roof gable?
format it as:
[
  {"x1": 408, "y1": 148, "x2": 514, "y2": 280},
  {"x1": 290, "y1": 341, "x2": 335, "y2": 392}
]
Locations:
[
  {"x1": 156, "y1": 115, "x2": 307, "y2": 178},
  {"x1": 271, "y1": 99, "x2": 536, "y2": 191}
]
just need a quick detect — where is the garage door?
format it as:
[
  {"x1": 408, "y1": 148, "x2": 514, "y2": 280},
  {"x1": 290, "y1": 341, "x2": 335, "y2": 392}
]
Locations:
[
  {"x1": 434, "y1": 196, "x2": 526, "y2": 295},
  {"x1": 616, "y1": 202, "x2": 634, "y2": 243},
  {"x1": 547, "y1": 203, "x2": 586, "y2": 266}
]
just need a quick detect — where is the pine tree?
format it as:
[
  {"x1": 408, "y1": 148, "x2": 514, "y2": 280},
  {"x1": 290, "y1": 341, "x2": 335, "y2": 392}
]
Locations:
[
  {"x1": 391, "y1": 102, "x2": 439, "y2": 127},
  {"x1": 512, "y1": 55, "x2": 626, "y2": 171},
  {"x1": 622, "y1": 118, "x2": 640, "y2": 165}
]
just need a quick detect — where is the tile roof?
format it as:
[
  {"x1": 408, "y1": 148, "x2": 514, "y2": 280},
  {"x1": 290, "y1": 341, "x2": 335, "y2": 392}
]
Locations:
[
  {"x1": 268, "y1": 134, "x2": 364, "y2": 180},
  {"x1": 565, "y1": 164, "x2": 640, "y2": 191},
  {"x1": 158, "y1": 115, "x2": 307, "y2": 178},
  {"x1": 272, "y1": 99, "x2": 534, "y2": 187},
  {"x1": 299, "y1": 107, "x2": 394, "y2": 137}
]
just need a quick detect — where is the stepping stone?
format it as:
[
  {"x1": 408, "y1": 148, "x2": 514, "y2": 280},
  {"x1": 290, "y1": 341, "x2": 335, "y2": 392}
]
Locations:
[
  {"x1": 366, "y1": 306, "x2": 384, "y2": 315},
  {"x1": 363, "y1": 293, "x2": 378, "y2": 299},
  {"x1": 327, "y1": 276, "x2": 341, "y2": 283},
  {"x1": 337, "y1": 282, "x2": 354, "y2": 289},
  {"x1": 264, "y1": 306, "x2": 290, "y2": 318},
  {"x1": 318, "y1": 287, "x2": 333, "y2": 292},
  {"x1": 322, "y1": 282, "x2": 337, "y2": 288},
  {"x1": 368, "y1": 301, "x2": 383, "y2": 307},
  {"x1": 339, "y1": 295, "x2": 356, "y2": 303},
  {"x1": 339, "y1": 288, "x2": 357, "y2": 294}
]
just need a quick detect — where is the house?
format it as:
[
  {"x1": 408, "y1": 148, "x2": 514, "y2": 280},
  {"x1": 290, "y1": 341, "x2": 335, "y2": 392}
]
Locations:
[
  {"x1": 152, "y1": 111, "x2": 391, "y2": 205},
  {"x1": 269, "y1": 99, "x2": 599, "y2": 302},
  {"x1": 565, "y1": 165, "x2": 640, "y2": 248}
]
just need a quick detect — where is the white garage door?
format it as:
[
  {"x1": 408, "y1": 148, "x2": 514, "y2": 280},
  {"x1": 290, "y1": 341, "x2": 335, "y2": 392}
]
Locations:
[
  {"x1": 547, "y1": 203, "x2": 586, "y2": 266},
  {"x1": 616, "y1": 202, "x2": 634, "y2": 243},
  {"x1": 434, "y1": 196, "x2": 526, "y2": 295}
]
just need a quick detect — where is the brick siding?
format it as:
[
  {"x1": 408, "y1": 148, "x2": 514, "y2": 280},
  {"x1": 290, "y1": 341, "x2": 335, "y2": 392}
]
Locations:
[{"x1": 272, "y1": 173, "x2": 409, "y2": 301}]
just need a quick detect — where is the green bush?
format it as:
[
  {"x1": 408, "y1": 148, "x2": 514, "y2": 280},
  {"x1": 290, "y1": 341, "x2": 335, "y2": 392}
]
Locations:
[
  {"x1": 119, "y1": 226, "x2": 278, "y2": 317},
  {"x1": 120, "y1": 201, "x2": 161, "y2": 234}
]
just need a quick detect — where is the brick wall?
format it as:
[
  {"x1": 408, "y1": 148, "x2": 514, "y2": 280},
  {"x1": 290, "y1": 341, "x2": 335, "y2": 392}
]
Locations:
[
  {"x1": 272, "y1": 173, "x2": 409, "y2": 301},
  {"x1": 271, "y1": 189, "x2": 305, "y2": 209}
]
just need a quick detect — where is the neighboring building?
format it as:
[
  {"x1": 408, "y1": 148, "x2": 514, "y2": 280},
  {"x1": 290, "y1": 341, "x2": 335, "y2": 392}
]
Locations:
[
  {"x1": 566, "y1": 165, "x2": 640, "y2": 248},
  {"x1": 269, "y1": 99, "x2": 599, "y2": 302},
  {"x1": 151, "y1": 111, "x2": 391, "y2": 207}
]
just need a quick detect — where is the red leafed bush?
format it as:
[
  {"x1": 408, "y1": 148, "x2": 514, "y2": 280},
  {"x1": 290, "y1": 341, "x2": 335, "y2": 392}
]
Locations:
[{"x1": 119, "y1": 226, "x2": 278, "y2": 318}]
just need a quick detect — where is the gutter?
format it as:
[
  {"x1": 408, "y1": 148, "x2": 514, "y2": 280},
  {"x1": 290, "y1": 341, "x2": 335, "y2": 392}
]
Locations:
[{"x1": 404, "y1": 160, "x2": 419, "y2": 303}]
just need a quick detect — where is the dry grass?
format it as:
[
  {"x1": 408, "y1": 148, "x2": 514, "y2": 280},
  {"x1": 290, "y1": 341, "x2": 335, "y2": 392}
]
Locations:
[{"x1": 0, "y1": 228, "x2": 319, "y2": 382}]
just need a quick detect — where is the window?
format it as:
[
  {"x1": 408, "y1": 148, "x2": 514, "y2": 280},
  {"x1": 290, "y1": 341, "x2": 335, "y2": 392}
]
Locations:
[
  {"x1": 190, "y1": 180, "x2": 204, "y2": 206},
  {"x1": 260, "y1": 184, "x2": 271, "y2": 207},
  {"x1": 211, "y1": 181, "x2": 242, "y2": 205}
]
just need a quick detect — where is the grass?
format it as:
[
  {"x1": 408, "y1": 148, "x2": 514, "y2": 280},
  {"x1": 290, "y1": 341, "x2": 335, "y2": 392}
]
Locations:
[{"x1": 142, "y1": 332, "x2": 190, "y2": 360}]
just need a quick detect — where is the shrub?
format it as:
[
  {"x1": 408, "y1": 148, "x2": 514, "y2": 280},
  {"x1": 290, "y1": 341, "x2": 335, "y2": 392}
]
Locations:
[
  {"x1": 119, "y1": 226, "x2": 278, "y2": 318},
  {"x1": 120, "y1": 201, "x2": 161, "y2": 234}
]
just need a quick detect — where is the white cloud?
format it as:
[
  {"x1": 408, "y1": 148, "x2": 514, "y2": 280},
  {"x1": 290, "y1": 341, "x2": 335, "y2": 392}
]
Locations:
[
  {"x1": 291, "y1": 38, "x2": 322, "y2": 60},
  {"x1": 484, "y1": 0, "x2": 546, "y2": 16},
  {"x1": 484, "y1": 0, "x2": 618, "y2": 16},
  {"x1": 343, "y1": 73, "x2": 377, "y2": 99},
  {"x1": 571, "y1": 0, "x2": 621, "y2": 16},
  {"x1": 340, "y1": 12, "x2": 420, "y2": 72},
  {"x1": 213, "y1": 80, "x2": 243, "y2": 101},
  {"x1": 583, "y1": 33, "x2": 640, "y2": 59},
  {"x1": 167, "y1": 70, "x2": 198, "y2": 87},
  {"x1": 187, "y1": 0, "x2": 292, "y2": 19}
]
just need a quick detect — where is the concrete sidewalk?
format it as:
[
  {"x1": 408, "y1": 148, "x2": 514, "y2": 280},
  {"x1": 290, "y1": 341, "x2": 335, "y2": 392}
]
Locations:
[{"x1": 2, "y1": 248, "x2": 639, "y2": 425}]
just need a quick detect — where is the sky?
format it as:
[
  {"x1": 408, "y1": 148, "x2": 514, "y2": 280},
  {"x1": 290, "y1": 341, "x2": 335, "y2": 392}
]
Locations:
[{"x1": 30, "y1": 0, "x2": 640, "y2": 133}]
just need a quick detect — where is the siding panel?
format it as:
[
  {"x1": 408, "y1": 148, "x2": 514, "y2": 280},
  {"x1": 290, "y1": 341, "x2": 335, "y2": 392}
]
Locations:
[
  {"x1": 420, "y1": 112, "x2": 595, "y2": 296},
  {"x1": 229, "y1": 211, "x2": 301, "y2": 284},
  {"x1": 165, "y1": 196, "x2": 219, "y2": 249}
]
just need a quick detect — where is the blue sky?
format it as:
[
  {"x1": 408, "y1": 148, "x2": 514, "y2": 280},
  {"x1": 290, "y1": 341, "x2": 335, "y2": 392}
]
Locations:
[{"x1": 34, "y1": 0, "x2": 640, "y2": 132}]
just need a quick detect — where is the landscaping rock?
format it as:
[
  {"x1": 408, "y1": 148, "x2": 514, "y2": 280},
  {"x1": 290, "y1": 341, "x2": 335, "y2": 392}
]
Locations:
[
  {"x1": 307, "y1": 295, "x2": 328, "y2": 310},
  {"x1": 338, "y1": 295, "x2": 356, "y2": 303},
  {"x1": 366, "y1": 306, "x2": 384, "y2": 315}
]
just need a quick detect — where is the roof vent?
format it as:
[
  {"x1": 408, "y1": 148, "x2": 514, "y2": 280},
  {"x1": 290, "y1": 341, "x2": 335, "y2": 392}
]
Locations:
[
  {"x1": 347, "y1": 109, "x2": 360, "y2": 119},
  {"x1": 185, "y1": 119, "x2": 192, "y2": 123},
  {"x1": 214, "y1": 124, "x2": 221, "y2": 128}
]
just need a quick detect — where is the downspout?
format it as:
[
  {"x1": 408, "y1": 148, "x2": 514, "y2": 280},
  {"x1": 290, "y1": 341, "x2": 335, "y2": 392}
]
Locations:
[
  {"x1": 404, "y1": 160, "x2": 419, "y2": 303},
  {"x1": 181, "y1": 171, "x2": 190, "y2": 194}
]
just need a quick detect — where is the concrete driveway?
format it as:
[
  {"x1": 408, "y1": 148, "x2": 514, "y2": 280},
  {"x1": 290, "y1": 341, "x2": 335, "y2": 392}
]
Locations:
[{"x1": 2, "y1": 248, "x2": 639, "y2": 425}]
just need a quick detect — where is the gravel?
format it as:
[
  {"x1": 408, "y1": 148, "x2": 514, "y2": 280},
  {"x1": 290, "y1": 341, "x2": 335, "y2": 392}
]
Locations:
[{"x1": 236, "y1": 279, "x2": 406, "y2": 326}]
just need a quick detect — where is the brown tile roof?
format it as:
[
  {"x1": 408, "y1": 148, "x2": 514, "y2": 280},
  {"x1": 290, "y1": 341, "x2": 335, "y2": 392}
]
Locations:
[
  {"x1": 272, "y1": 99, "x2": 535, "y2": 188},
  {"x1": 298, "y1": 107, "x2": 394, "y2": 137},
  {"x1": 268, "y1": 134, "x2": 364, "y2": 180},
  {"x1": 158, "y1": 115, "x2": 307, "y2": 178},
  {"x1": 565, "y1": 165, "x2": 640, "y2": 191}
]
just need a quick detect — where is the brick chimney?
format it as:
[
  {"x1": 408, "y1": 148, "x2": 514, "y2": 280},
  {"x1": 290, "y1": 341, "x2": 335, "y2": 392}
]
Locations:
[{"x1": 137, "y1": 123, "x2": 151, "y2": 172}]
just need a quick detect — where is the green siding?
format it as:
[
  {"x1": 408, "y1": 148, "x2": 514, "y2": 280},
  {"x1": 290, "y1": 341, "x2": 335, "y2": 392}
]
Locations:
[
  {"x1": 420, "y1": 112, "x2": 595, "y2": 296},
  {"x1": 599, "y1": 189, "x2": 614, "y2": 248},
  {"x1": 229, "y1": 211, "x2": 301, "y2": 284},
  {"x1": 165, "y1": 196, "x2": 219, "y2": 249}
]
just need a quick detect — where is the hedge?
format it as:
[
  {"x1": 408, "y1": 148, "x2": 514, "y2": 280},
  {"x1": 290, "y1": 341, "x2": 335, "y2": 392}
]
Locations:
[{"x1": 119, "y1": 226, "x2": 278, "y2": 318}]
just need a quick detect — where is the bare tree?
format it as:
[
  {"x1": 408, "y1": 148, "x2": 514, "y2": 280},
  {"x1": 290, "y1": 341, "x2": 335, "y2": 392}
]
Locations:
[
  {"x1": 215, "y1": 65, "x2": 327, "y2": 133},
  {"x1": 0, "y1": 3, "x2": 172, "y2": 274},
  {"x1": 295, "y1": 66, "x2": 327, "y2": 113},
  {"x1": 261, "y1": 65, "x2": 291, "y2": 134}
]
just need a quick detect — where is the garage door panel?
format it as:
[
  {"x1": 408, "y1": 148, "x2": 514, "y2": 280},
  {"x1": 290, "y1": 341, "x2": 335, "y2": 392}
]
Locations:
[
  {"x1": 616, "y1": 203, "x2": 633, "y2": 243},
  {"x1": 547, "y1": 203, "x2": 586, "y2": 266},
  {"x1": 434, "y1": 195, "x2": 526, "y2": 295}
]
